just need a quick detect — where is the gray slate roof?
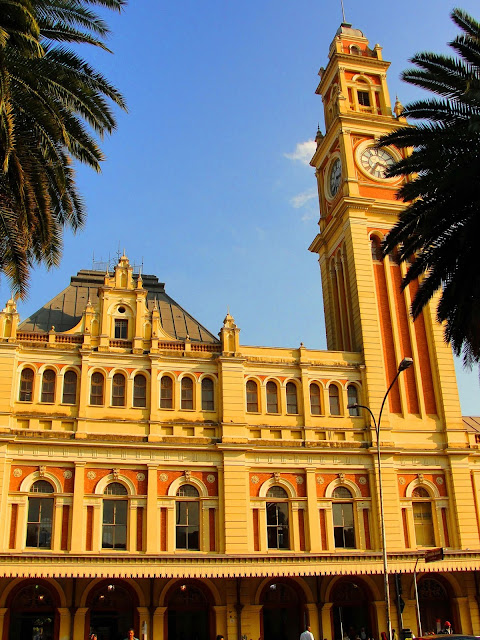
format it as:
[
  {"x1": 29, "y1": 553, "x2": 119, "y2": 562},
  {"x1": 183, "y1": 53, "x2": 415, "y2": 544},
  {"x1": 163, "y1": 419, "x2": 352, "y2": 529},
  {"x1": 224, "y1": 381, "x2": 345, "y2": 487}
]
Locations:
[{"x1": 19, "y1": 270, "x2": 219, "y2": 343}]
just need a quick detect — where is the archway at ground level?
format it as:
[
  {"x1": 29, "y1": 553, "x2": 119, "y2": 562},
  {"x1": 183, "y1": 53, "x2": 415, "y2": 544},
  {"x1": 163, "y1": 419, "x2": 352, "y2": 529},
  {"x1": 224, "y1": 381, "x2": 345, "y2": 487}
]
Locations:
[
  {"x1": 261, "y1": 580, "x2": 306, "y2": 640},
  {"x1": 166, "y1": 583, "x2": 213, "y2": 640},
  {"x1": 331, "y1": 579, "x2": 375, "y2": 640},
  {"x1": 87, "y1": 581, "x2": 138, "y2": 640},
  {"x1": 418, "y1": 577, "x2": 455, "y2": 634},
  {"x1": 8, "y1": 582, "x2": 58, "y2": 640}
]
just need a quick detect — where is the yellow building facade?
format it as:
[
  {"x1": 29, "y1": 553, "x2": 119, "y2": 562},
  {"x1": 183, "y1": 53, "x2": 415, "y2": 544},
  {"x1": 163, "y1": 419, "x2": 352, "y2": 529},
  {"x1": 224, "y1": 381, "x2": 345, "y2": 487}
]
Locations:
[{"x1": 0, "y1": 21, "x2": 478, "y2": 640}]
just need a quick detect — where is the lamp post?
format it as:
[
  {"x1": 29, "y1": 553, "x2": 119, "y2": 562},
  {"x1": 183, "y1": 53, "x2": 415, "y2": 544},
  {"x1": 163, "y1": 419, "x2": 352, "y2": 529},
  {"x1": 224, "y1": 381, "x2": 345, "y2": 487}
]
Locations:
[{"x1": 348, "y1": 357, "x2": 413, "y2": 640}]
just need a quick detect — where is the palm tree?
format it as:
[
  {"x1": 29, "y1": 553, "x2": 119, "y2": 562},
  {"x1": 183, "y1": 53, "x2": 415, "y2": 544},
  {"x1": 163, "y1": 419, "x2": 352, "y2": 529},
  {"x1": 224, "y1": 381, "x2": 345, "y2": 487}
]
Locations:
[
  {"x1": 380, "y1": 8, "x2": 480, "y2": 368},
  {"x1": 0, "y1": 0, "x2": 127, "y2": 297}
]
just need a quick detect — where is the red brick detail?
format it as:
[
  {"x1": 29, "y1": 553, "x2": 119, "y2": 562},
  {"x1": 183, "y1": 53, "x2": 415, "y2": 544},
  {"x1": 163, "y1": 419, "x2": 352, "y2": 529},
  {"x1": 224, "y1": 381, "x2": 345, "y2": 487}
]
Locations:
[
  {"x1": 84, "y1": 468, "x2": 146, "y2": 495},
  {"x1": 173, "y1": 371, "x2": 182, "y2": 377},
  {"x1": 315, "y1": 473, "x2": 370, "y2": 497},
  {"x1": 193, "y1": 371, "x2": 203, "y2": 380},
  {"x1": 9, "y1": 466, "x2": 72, "y2": 492},
  {"x1": 9, "y1": 504, "x2": 17, "y2": 549},
  {"x1": 363, "y1": 509, "x2": 371, "y2": 549},
  {"x1": 249, "y1": 473, "x2": 306, "y2": 497},
  {"x1": 160, "y1": 508, "x2": 167, "y2": 551},
  {"x1": 209, "y1": 509, "x2": 216, "y2": 552},
  {"x1": 374, "y1": 262, "x2": 401, "y2": 412},
  {"x1": 61, "y1": 505, "x2": 70, "y2": 550},
  {"x1": 390, "y1": 264, "x2": 419, "y2": 414},
  {"x1": 10, "y1": 466, "x2": 36, "y2": 491},
  {"x1": 86, "y1": 506, "x2": 93, "y2": 551},
  {"x1": 299, "y1": 510, "x2": 305, "y2": 551},
  {"x1": 159, "y1": 470, "x2": 217, "y2": 497},
  {"x1": 319, "y1": 510, "x2": 327, "y2": 550},
  {"x1": 253, "y1": 509, "x2": 259, "y2": 552},
  {"x1": 442, "y1": 508, "x2": 450, "y2": 547},
  {"x1": 409, "y1": 280, "x2": 437, "y2": 414},
  {"x1": 402, "y1": 508, "x2": 410, "y2": 547},
  {"x1": 136, "y1": 507, "x2": 143, "y2": 551},
  {"x1": 397, "y1": 474, "x2": 446, "y2": 497}
]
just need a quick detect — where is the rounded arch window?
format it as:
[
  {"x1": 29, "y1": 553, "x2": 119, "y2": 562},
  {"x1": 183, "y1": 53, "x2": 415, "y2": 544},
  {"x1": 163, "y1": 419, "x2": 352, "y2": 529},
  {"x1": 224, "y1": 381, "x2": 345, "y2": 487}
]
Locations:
[
  {"x1": 246, "y1": 380, "x2": 259, "y2": 413},
  {"x1": 90, "y1": 371, "x2": 105, "y2": 405},
  {"x1": 286, "y1": 381, "x2": 298, "y2": 414},
  {"x1": 310, "y1": 382, "x2": 322, "y2": 415},
  {"x1": 181, "y1": 377, "x2": 194, "y2": 410},
  {"x1": 266, "y1": 486, "x2": 289, "y2": 550},
  {"x1": 347, "y1": 385, "x2": 359, "y2": 416},
  {"x1": 412, "y1": 486, "x2": 430, "y2": 498},
  {"x1": 266, "y1": 380, "x2": 279, "y2": 413},
  {"x1": 329, "y1": 384, "x2": 341, "y2": 416},
  {"x1": 176, "y1": 484, "x2": 200, "y2": 550},
  {"x1": 412, "y1": 487, "x2": 435, "y2": 547},
  {"x1": 133, "y1": 373, "x2": 147, "y2": 408},
  {"x1": 350, "y1": 45, "x2": 361, "y2": 55},
  {"x1": 332, "y1": 486, "x2": 355, "y2": 549},
  {"x1": 62, "y1": 369, "x2": 78, "y2": 404},
  {"x1": 201, "y1": 377, "x2": 214, "y2": 411},
  {"x1": 160, "y1": 375, "x2": 173, "y2": 409},
  {"x1": 26, "y1": 481, "x2": 55, "y2": 548},
  {"x1": 104, "y1": 482, "x2": 128, "y2": 496},
  {"x1": 41, "y1": 369, "x2": 56, "y2": 403},
  {"x1": 371, "y1": 235, "x2": 383, "y2": 261},
  {"x1": 112, "y1": 372, "x2": 126, "y2": 407},
  {"x1": 102, "y1": 483, "x2": 128, "y2": 549},
  {"x1": 19, "y1": 367, "x2": 34, "y2": 402}
]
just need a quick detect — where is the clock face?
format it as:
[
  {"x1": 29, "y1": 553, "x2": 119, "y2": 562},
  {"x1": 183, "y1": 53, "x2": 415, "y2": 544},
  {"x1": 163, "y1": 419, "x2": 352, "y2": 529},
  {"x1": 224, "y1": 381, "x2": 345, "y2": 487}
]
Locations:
[
  {"x1": 329, "y1": 158, "x2": 342, "y2": 197},
  {"x1": 360, "y1": 147, "x2": 395, "y2": 178}
]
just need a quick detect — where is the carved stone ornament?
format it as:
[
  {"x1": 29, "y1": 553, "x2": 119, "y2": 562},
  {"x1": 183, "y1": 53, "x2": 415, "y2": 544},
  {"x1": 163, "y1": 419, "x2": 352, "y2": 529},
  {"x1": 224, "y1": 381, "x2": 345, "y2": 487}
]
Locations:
[
  {"x1": 338, "y1": 472, "x2": 345, "y2": 483},
  {"x1": 184, "y1": 470, "x2": 191, "y2": 481},
  {"x1": 13, "y1": 468, "x2": 22, "y2": 478},
  {"x1": 398, "y1": 477, "x2": 406, "y2": 485},
  {"x1": 296, "y1": 476, "x2": 304, "y2": 485},
  {"x1": 358, "y1": 476, "x2": 367, "y2": 485},
  {"x1": 251, "y1": 475, "x2": 259, "y2": 484},
  {"x1": 87, "y1": 471, "x2": 96, "y2": 480},
  {"x1": 112, "y1": 468, "x2": 120, "y2": 480},
  {"x1": 207, "y1": 474, "x2": 215, "y2": 484},
  {"x1": 159, "y1": 473, "x2": 168, "y2": 482},
  {"x1": 136, "y1": 472, "x2": 145, "y2": 482},
  {"x1": 63, "y1": 470, "x2": 73, "y2": 479},
  {"x1": 273, "y1": 472, "x2": 281, "y2": 483},
  {"x1": 317, "y1": 476, "x2": 325, "y2": 484},
  {"x1": 436, "y1": 476, "x2": 444, "y2": 485},
  {"x1": 39, "y1": 466, "x2": 46, "y2": 477},
  {"x1": 418, "y1": 473, "x2": 425, "y2": 484}
]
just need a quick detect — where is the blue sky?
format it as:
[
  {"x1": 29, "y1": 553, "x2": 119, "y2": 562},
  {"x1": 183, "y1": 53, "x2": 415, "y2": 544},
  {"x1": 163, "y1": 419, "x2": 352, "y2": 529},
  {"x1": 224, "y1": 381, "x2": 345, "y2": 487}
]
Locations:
[{"x1": 6, "y1": 0, "x2": 480, "y2": 415}]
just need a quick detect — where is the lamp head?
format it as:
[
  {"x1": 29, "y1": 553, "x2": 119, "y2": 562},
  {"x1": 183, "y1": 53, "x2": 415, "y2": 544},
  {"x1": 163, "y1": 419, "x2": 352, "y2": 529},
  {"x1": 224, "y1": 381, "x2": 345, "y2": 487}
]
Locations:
[
  {"x1": 347, "y1": 403, "x2": 358, "y2": 410},
  {"x1": 398, "y1": 357, "x2": 413, "y2": 372}
]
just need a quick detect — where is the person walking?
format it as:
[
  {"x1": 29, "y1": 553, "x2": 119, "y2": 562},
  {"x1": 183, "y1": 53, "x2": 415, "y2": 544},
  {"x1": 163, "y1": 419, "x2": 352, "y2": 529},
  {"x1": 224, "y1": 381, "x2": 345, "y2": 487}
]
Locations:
[
  {"x1": 300, "y1": 626, "x2": 315, "y2": 640},
  {"x1": 124, "y1": 629, "x2": 139, "y2": 640}
]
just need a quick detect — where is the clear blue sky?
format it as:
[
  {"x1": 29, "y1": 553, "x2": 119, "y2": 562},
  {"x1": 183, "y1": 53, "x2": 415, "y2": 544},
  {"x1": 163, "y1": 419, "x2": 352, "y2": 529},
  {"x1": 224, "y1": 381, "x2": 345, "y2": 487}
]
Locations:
[{"x1": 6, "y1": 0, "x2": 480, "y2": 415}]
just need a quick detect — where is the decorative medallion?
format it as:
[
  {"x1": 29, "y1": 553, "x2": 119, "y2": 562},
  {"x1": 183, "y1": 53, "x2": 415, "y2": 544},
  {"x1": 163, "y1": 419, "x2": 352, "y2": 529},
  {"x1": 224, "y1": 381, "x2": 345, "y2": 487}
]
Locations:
[
  {"x1": 317, "y1": 476, "x2": 325, "y2": 484},
  {"x1": 436, "y1": 477, "x2": 444, "y2": 485},
  {"x1": 296, "y1": 476, "x2": 304, "y2": 485},
  {"x1": 358, "y1": 476, "x2": 367, "y2": 485},
  {"x1": 87, "y1": 471, "x2": 96, "y2": 480},
  {"x1": 63, "y1": 470, "x2": 73, "y2": 479},
  {"x1": 136, "y1": 472, "x2": 145, "y2": 482},
  {"x1": 207, "y1": 474, "x2": 215, "y2": 484},
  {"x1": 398, "y1": 477, "x2": 406, "y2": 485},
  {"x1": 159, "y1": 473, "x2": 168, "y2": 482},
  {"x1": 13, "y1": 468, "x2": 22, "y2": 478},
  {"x1": 251, "y1": 475, "x2": 259, "y2": 484}
]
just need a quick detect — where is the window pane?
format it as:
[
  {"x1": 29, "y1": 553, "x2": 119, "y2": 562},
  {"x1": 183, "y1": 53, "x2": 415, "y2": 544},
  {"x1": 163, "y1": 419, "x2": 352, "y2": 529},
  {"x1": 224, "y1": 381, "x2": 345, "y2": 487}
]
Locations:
[
  {"x1": 187, "y1": 527, "x2": 199, "y2": 550},
  {"x1": 112, "y1": 373, "x2": 125, "y2": 406},
  {"x1": 246, "y1": 380, "x2": 258, "y2": 412},
  {"x1": 104, "y1": 482, "x2": 128, "y2": 496},
  {"x1": 160, "y1": 376, "x2": 173, "y2": 409},
  {"x1": 176, "y1": 484, "x2": 199, "y2": 498},
  {"x1": 358, "y1": 90, "x2": 370, "y2": 106},
  {"x1": 31, "y1": 480, "x2": 54, "y2": 494},
  {"x1": 266, "y1": 381, "x2": 278, "y2": 413},
  {"x1": 310, "y1": 383, "x2": 321, "y2": 415},
  {"x1": 133, "y1": 374, "x2": 147, "y2": 407},
  {"x1": 347, "y1": 385, "x2": 359, "y2": 416},
  {"x1": 176, "y1": 502, "x2": 187, "y2": 525},
  {"x1": 188, "y1": 501, "x2": 199, "y2": 525},
  {"x1": 41, "y1": 370, "x2": 55, "y2": 403},
  {"x1": 181, "y1": 378, "x2": 194, "y2": 409},
  {"x1": 114, "y1": 525, "x2": 127, "y2": 549},
  {"x1": 62, "y1": 370, "x2": 77, "y2": 404},
  {"x1": 332, "y1": 486, "x2": 352, "y2": 499},
  {"x1": 20, "y1": 368, "x2": 34, "y2": 402},
  {"x1": 90, "y1": 372, "x2": 104, "y2": 405},
  {"x1": 329, "y1": 385, "x2": 340, "y2": 415},
  {"x1": 28, "y1": 498, "x2": 40, "y2": 522},
  {"x1": 114, "y1": 319, "x2": 128, "y2": 339},
  {"x1": 103, "y1": 501, "x2": 115, "y2": 524},
  {"x1": 413, "y1": 502, "x2": 435, "y2": 546},
  {"x1": 201, "y1": 378, "x2": 214, "y2": 411},
  {"x1": 267, "y1": 486, "x2": 288, "y2": 499},
  {"x1": 286, "y1": 382, "x2": 298, "y2": 414},
  {"x1": 176, "y1": 527, "x2": 187, "y2": 549}
]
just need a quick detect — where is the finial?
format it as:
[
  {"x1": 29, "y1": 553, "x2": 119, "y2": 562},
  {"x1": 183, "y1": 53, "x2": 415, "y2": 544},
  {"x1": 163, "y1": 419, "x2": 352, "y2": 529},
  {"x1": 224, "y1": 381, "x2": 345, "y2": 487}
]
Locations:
[
  {"x1": 340, "y1": 0, "x2": 346, "y2": 22},
  {"x1": 394, "y1": 95, "x2": 405, "y2": 118}
]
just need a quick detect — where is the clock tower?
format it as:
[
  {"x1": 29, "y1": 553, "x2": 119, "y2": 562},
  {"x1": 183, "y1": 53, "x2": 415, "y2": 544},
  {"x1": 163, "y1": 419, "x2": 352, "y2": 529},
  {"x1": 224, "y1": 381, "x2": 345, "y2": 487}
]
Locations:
[{"x1": 309, "y1": 23, "x2": 463, "y2": 436}]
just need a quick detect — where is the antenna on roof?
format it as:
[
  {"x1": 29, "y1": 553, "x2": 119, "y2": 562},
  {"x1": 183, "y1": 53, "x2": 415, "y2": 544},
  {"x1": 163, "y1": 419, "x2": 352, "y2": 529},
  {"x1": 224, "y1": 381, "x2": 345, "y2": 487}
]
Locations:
[{"x1": 340, "y1": 0, "x2": 347, "y2": 22}]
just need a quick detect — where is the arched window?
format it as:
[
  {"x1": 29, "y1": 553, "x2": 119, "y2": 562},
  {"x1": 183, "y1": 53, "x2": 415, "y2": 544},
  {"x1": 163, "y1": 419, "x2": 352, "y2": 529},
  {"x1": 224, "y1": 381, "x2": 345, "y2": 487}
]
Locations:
[
  {"x1": 286, "y1": 382, "x2": 298, "y2": 414},
  {"x1": 310, "y1": 383, "x2": 322, "y2": 415},
  {"x1": 112, "y1": 373, "x2": 126, "y2": 407},
  {"x1": 181, "y1": 377, "x2": 194, "y2": 410},
  {"x1": 370, "y1": 236, "x2": 383, "y2": 261},
  {"x1": 19, "y1": 368, "x2": 34, "y2": 402},
  {"x1": 266, "y1": 486, "x2": 289, "y2": 549},
  {"x1": 62, "y1": 370, "x2": 77, "y2": 404},
  {"x1": 176, "y1": 484, "x2": 200, "y2": 550},
  {"x1": 26, "y1": 480, "x2": 54, "y2": 548},
  {"x1": 201, "y1": 377, "x2": 214, "y2": 411},
  {"x1": 102, "y1": 482, "x2": 128, "y2": 550},
  {"x1": 246, "y1": 380, "x2": 258, "y2": 413},
  {"x1": 350, "y1": 45, "x2": 361, "y2": 55},
  {"x1": 133, "y1": 373, "x2": 147, "y2": 408},
  {"x1": 266, "y1": 381, "x2": 279, "y2": 413},
  {"x1": 329, "y1": 384, "x2": 341, "y2": 415},
  {"x1": 412, "y1": 486, "x2": 435, "y2": 547},
  {"x1": 347, "y1": 385, "x2": 360, "y2": 416},
  {"x1": 90, "y1": 372, "x2": 104, "y2": 406},
  {"x1": 160, "y1": 375, "x2": 173, "y2": 409},
  {"x1": 41, "y1": 370, "x2": 56, "y2": 403},
  {"x1": 332, "y1": 486, "x2": 355, "y2": 548}
]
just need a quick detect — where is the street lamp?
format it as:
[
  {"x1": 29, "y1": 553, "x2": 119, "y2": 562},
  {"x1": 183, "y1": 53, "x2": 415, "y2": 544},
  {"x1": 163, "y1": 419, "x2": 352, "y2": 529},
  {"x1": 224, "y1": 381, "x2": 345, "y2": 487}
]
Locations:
[{"x1": 348, "y1": 357, "x2": 413, "y2": 640}]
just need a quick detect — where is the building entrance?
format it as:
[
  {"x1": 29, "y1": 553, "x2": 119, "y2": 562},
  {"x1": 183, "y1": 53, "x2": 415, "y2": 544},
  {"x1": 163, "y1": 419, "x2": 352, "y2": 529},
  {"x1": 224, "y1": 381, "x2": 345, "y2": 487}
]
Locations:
[
  {"x1": 88, "y1": 583, "x2": 136, "y2": 640},
  {"x1": 262, "y1": 581, "x2": 304, "y2": 640},
  {"x1": 418, "y1": 577, "x2": 455, "y2": 634},
  {"x1": 331, "y1": 580, "x2": 373, "y2": 640},
  {"x1": 167, "y1": 585, "x2": 210, "y2": 640},
  {"x1": 8, "y1": 583, "x2": 57, "y2": 640}
]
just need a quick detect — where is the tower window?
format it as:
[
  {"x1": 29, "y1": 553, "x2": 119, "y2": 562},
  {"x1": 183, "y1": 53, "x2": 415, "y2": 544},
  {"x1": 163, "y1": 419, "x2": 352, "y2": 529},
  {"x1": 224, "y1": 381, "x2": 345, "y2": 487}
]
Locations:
[
  {"x1": 26, "y1": 480, "x2": 54, "y2": 549},
  {"x1": 112, "y1": 373, "x2": 126, "y2": 407},
  {"x1": 201, "y1": 377, "x2": 214, "y2": 411},
  {"x1": 181, "y1": 377, "x2": 194, "y2": 410},
  {"x1": 114, "y1": 319, "x2": 128, "y2": 339},
  {"x1": 266, "y1": 381, "x2": 279, "y2": 413},
  {"x1": 310, "y1": 383, "x2": 322, "y2": 415},
  {"x1": 41, "y1": 370, "x2": 56, "y2": 403},
  {"x1": 358, "y1": 90, "x2": 371, "y2": 107},
  {"x1": 160, "y1": 376, "x2": 173, "y2": 409},
  {"x1": 246, "y1": 380, "x2": 259, "y2": 413},
  {"x1": 329, "y1": 384, "x2": 341, "y2": 416},
  {"x1": 62, "y1": 370, "x2": 77, "y2": 404},
  {"x1": 332, "y1": 486, "x2": 356, "y2": 548},
  {"x1": 412, "y1": 487, "x2": 435, "y2": 547},
  {"x1": 347, "y1": 385, "x2": 360, "y2": 416},
  {"x1": 90, "y1": 372, "x2": 105, "y2": 406},
  {"x1": 286, "y1": 382, "x2": 298, "y2": 414},
  {"x1": 266, "y1": 486, "x2": 289, "y2": 550},
  {"x1": 19, "y1": 368, "x2": 34, "y2": 402},
  {"x1": 350, "y1": 45, "x2": 361, "y2": 55},
  {"x1": 102, "y1": 482, "x2": 128, "y2": 550},
  {"x1": 176, "y1": 484, "x2": 200, "y2": 550},
  {"x1": 133, "y1": 374, "x2": 147, "y2": 408},
  {"x1": 371, "y1": 236, "x2": 383, "y2": 261}
]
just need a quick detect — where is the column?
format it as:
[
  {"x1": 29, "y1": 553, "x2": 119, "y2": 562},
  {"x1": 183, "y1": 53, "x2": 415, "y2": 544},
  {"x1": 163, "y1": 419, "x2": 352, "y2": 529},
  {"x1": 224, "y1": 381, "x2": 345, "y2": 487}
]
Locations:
[
  {"x1": 73, "y1": 607, "x2": 88, "y2": 640},
  {"x1": 70, "y1": 462, "x2": 85, "y2": 553},
  {"x1": 324, "y1": 506, "x2": 334, "y2": 551},
  {"x1": 137, "y1": 606, "x2": 150, "y2": 639},
  {"x1": 239, "y1": 604, "x2": 261, "y2": 640},
  {"x1": 128, "y1": 504, "x2": 137, "y2": 551},
  {"x1": 0, "y1": 456, "x2": 12, "y2": 551},
  {"x1": 53, "y1": 502, "x2": 63, "y2": 552},
  {"x1": 15, "y1": 499, "x2": 27, "y2": 550},
  {"x1": 152, "y1": 606, "x2": 167, "y2": 640},
  {"x1": 320, "y1": 603, "x2": 333, "y2": 640},
  {"x1": 92, "y1": 502, "x2": 102, "y2": 552},
  {"x1": 291, "y1": 504, "x2": 301, "y2": 552},
  {"x1": 0, "y1": 608, "x2": 7, "y2": 640},
  {"x1": 454, "y1": 596, "x2": 472, "y2": 634},
  {"x1": 213, "y1": 605, "x2": 228, "y2": 638},
  {"x1": 306, "y1": 603, "x2": 320, "y2": 639},
  {"x1": 166, "y1": 504, "x2": 175, "y2": 552},
  {"x1": 58, "y1": 607, "x2": 71, "y2": 640},
  {"x1": 373, "y1": 600, "x2": 386, "y2": 635},
  {"x1": 306, "y1": 469, "x2": 321, "y2": 552},
  {"x1": 258, "y1": 504, "x2": 267, "y2": 552},
  {"x1": 146, "y1": 465, "x2": 159, "y2": 553}
]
